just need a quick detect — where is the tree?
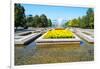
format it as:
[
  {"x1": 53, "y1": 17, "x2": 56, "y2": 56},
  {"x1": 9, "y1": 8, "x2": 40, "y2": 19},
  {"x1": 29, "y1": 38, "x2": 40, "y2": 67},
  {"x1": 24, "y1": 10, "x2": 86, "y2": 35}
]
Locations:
[
  {"x1": 32, "y1": 15, "x2": 42, "y2": 27},
  {"x1": 66, "y1": 19, "x2": 79, "y2": 27},
  {"x1": 64, "y1": 21, "x2": 69, "y2": 27},
  {"x1": 80, "y1": 16, "x2": 87, "y2": 28},
  {"x1": 65, "y1": 8, "x2": 94, "y2": 29},
  {"x1": 66, "y1": 20, "x2": 72, "y2": 27},
  {"x1": 15, "y1": 4, "x2": 26, "y2": 28},
  {"x1": 86, "y1": 8, "x2": 94, "y2": 28},
  {"x1": 48, "y1": 19, "x2": 52, "y2": 27},
  {"x1": 89, "y1": 13, "x2": 94, "y2": 28},
  {"x1": 40, "y1": 14, "x2": 48, "y2": 27},
  {"x1": 25, "y1": 14, "x2": 52, "y2": 27},
  {"x1": 26, "y1": 15, "x2": 33, "y2": 27},
  {"x1": 71, "y1": 19, "x2": 79, "y2": 27}
]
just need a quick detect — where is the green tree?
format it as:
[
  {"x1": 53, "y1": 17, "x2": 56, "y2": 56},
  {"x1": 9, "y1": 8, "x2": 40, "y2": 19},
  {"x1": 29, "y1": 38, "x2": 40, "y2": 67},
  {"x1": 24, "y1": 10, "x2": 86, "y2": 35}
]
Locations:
[
  {"x1": 15, "y1": 4, "x2": 26, "y2": 28},
  {"x1": 64, "y1": 21, "x2": 69, "y2": 27},
  {"x1": 80, "y1": 16, "x2": 87, "y2": 28},
  {"x1": 66, "y1": 19, "x2": 79, "y2": 27},
  {"x1": 72, "y1": 19, "x2": 79, "y2": 27},
  {"x1": 86, "y1": 8, "x2": 94, "y2": 28},
  {"x1": 40, "y1": 14, "x2": 48, "y2": 27},
  {"x1": 26, "y1": 14, "x2": 52, "y2": 27},
  {"x1": 32, "y1": 15, "x2": 42, "y2": 27},
  {"x1": 48, "y1": 19, "x2": 52, "y2": 27},
  {"x1": 64, "y1": 8, "x2": 94, "y2": 29},
  {"x1": 89, "y1": 12, "x2": 94, "y2": 28},
  {"x1": 26, "y1": 15, "x2": 33, "y2": 27},
  {"x1": 67, "y1": 20, "x2": 72, "y2": 27},
  {"x1": 77, "y1": 17, "x2": 81, "y2": 27}
]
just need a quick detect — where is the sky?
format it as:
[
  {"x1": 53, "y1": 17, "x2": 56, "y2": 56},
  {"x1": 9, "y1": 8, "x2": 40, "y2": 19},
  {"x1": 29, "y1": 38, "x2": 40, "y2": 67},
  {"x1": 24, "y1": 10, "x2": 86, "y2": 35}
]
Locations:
[{"x1": 21, "y1": 4, "x2": 91, "y2": 22}]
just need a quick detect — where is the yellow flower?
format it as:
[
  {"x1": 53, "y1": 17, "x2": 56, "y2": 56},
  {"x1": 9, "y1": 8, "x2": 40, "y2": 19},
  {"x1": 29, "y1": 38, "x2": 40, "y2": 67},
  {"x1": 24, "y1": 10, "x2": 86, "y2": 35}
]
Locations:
[{"x1": 44, "y1": 29, "x2": 75, "y2": 39}]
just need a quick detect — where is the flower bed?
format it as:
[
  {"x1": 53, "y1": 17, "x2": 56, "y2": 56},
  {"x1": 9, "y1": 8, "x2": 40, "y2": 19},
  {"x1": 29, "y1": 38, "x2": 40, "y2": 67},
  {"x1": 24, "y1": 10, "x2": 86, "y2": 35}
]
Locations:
[
  {"x1": 54, "y1": 28, "x2": 65, "y2": 30},
  {"x1": 43, "y1": 29, "x2": 75, "y2": 39},
  {"x1": 35, "y1": 29, "x2": 81, "y2": 48}
]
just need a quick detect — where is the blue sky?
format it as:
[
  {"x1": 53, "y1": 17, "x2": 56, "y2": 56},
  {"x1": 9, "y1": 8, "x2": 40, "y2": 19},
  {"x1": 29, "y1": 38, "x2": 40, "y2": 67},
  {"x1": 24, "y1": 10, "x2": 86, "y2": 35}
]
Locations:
[{"x1": 21, "y1": 4, "x2": 91, "y2": 21}]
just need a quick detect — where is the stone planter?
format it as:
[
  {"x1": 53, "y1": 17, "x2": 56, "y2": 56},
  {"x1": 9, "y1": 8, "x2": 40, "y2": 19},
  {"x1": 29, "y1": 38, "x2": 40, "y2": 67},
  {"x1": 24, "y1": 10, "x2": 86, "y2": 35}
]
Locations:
[{"x1": 35, "y1": 32, "x2": 81, "y2": 48}]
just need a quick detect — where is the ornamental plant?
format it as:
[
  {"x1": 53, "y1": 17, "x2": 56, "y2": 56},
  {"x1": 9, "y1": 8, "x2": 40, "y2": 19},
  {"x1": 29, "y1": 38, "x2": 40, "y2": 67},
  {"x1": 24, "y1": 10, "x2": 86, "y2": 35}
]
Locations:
[{"x1": 43, "y1": 29, "x2": 75, "y2": 39}]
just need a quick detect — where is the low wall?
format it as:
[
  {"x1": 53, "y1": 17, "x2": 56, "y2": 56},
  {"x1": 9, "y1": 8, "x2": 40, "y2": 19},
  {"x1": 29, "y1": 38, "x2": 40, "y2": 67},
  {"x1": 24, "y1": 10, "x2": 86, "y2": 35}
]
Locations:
[
  {"x1": 74, "y1": 29, "x2": 94, "y2": 43},
  {"x1": 35, "y1": 32, "x2": 81, "y2": 48},
  {"x1": 15, "y1": 33, "x2": 41, "y2": 45}
]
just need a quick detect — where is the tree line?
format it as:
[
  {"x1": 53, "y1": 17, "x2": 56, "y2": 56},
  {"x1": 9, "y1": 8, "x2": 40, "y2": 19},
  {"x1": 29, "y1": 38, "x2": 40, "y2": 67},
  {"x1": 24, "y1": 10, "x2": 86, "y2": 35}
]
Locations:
[
  {"x1": 65, "y1": 8, "x2": 94, "y2": 29},
  {"x1": 26, "y1": 14, "x2": 52, "y2": 27},
  {"x1": 14, "y1": 4, "x2": 52, "y2": 29}
]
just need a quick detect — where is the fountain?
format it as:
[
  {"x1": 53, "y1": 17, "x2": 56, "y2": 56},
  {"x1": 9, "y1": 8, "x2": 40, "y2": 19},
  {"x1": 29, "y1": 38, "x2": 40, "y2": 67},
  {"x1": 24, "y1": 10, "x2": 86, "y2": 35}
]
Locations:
[
  {"x1": 35, "y1": 18, "x2": 81, "y2": 47},
  {"x1": 57, "y1": 18, "x2": 62, "y2": 28}
]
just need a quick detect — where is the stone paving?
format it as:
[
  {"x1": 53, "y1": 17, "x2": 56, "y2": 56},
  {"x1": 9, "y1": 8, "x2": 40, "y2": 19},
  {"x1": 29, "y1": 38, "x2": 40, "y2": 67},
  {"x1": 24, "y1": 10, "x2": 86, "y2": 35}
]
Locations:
[
  {"x1": 73, "y1": 28, "x2": 94, "y2": 43},
  {"x1": 15, "y1": 33, "x2": 41, "y2": 44}
]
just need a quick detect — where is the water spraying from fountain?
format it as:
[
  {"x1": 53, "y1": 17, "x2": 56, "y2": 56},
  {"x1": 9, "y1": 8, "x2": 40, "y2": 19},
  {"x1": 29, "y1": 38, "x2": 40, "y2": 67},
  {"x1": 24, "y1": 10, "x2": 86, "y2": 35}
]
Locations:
[{"x1": 57, "y1": 18, "x2": 62, "y2": 28}]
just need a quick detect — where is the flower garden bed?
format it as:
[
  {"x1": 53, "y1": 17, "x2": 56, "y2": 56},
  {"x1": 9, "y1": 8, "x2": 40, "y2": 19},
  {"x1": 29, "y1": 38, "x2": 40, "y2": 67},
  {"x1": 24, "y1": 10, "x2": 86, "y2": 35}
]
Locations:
[
  {"x1": 43, "y1": 29, "x2": 75, "y2": 39},
  {"x1": 35, "y1": 29, "x2": 81, "y2": 48}
]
